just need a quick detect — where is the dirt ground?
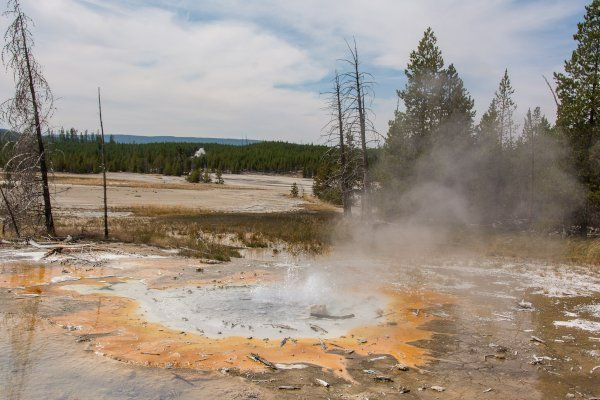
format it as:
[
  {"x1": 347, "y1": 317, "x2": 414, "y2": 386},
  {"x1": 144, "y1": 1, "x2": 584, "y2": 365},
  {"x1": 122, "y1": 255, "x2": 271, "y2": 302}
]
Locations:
[{"x1": 51, "y1": 172, "x2": 321, "y2": 214}]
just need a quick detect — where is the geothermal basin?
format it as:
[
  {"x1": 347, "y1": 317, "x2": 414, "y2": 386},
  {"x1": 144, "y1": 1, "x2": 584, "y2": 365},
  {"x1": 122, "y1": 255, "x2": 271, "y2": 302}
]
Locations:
[{"x1": 1, "y1": 244, "x2": 599, "y2": 399}]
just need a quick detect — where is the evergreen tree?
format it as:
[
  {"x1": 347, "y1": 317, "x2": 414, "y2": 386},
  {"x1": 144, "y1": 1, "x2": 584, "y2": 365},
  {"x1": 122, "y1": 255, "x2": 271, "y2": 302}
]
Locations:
[
  {"x1": 290, "y1": 182, "x2": 299, "y2": 198},
  {"x1": 474, "y1": 100, "x2": 503, "y2": 223},
  {"x1": 494, "y1": 70, "x2": 518, "y2": 149},
  {"x1": 202, "y1": 169, "x2": 211, "y2": 183},
  {"x1": 215, "y1": 168, "x2": 224, "y2": 184},
  {"x1": 554, "y1": 0, "x2": 600, "y2": 235},
  {"x1": 381, "y1": 28, "x2": 475, "y2": 216},
  {"x1": 387, "y1": 28, "x2": 474, "y2": 158},
  {"x1": 474, "y1": 70, "x2": 519, "y2": 223},
  {"x1": 439, "y1": 64, "x2": 476, "y2": 140},
  {"x1": 397, "y1": 27, "x2": 445, "y2": 154},
  {"x1": 521, "y1": 107, "x2": 551, "y2": 223},
  {"x1": 187, "y1": 168, "x2": 200, "y2": 183}
]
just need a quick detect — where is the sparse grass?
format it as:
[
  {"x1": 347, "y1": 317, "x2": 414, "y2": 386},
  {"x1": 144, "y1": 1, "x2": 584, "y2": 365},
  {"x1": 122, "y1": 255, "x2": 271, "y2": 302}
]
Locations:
[
  {"x1": 112, "y1": 205, "x2": 213, "y2": 216},
  {"x1": 150, "y1": 211, "x2": 339, "y2": 253},
  {"x1": 466, "y1": 231, "x2": 600, "y2": 265},
  {"x1": 49, "y1": 201, "x2": 599, "y2": 264},
  {"x1": 53, "y1": 209, "x2": 339, "y2": 259}
]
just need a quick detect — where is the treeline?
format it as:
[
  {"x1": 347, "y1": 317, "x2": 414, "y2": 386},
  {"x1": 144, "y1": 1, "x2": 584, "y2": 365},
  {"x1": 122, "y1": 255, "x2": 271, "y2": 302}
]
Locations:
[
  {"x1": 0, "y1": 130, "x2": 327, "y2": 177},
  {"x1": 316, "y1": 1, "x2": 599, "y2": 236}
]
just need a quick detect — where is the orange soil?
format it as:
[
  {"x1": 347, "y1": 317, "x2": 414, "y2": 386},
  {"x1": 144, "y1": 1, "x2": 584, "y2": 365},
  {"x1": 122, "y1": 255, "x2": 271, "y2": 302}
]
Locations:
[
  {"x1": 48, "y1": 286, "x2": 450, "y2": 381},
  {"x1": 3, "y1": 260, "x2": 452, "y2": 381}
]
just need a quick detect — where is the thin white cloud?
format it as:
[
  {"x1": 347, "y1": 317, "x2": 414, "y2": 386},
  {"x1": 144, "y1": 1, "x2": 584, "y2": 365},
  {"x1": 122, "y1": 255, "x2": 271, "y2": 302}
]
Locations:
[{"x1": 0, "y1": 0, "x2": 589, "y2": 142}]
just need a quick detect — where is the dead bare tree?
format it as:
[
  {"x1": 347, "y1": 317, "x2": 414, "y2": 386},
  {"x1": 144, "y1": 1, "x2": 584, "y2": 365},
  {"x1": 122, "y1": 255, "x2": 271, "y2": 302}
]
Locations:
[
  {"x1": 342, "y1": 38, "x2": 378, "y2": 219},
  {"x1": 98, "y1": 87, "x2": 109, "y2": 239},
  {"x1": 0, "y1": 183, "x2": 19, "y2": 237},
  {"x1": 321, "y1": 71, "x2": 355, "y2": 216},
  {"x1": 1, "y1": 0, "x2": 55, "y2": 235}
]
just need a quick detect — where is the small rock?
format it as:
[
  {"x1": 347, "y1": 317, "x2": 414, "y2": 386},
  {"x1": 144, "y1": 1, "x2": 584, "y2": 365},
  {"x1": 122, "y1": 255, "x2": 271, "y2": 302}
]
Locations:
[
  {"x1": 430, "y1": 385, "x2": 446, "y2": 392},
  {"x1": 517, "y1": 300, "x2": 534, "y2": 310},
  {"x1": 393, "y1": 363, "x2": 409, "y2": 371}
]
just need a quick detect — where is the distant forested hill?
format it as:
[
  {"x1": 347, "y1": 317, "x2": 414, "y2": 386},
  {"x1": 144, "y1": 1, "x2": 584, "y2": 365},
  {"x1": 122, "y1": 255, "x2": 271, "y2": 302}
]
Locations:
[
  {"x1": 109, "y1": 134, "x2": 261, "y2": 146},
  {"x1": 0, "y1": 130, "x2": 327, "y2": 177}
]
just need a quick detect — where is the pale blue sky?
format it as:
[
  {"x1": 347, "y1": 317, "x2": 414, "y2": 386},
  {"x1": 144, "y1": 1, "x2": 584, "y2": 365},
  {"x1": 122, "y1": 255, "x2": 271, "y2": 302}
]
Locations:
[{"x1": 0, "y1": 0, "x2": 589, "y2": 142}]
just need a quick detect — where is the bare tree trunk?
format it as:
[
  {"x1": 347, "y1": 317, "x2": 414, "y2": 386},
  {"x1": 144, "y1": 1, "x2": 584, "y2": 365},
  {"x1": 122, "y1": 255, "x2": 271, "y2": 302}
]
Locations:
[
  {"x1": 19, "y1": 14, "x2": 53, "y2": 235},
  {"x1": 0, "y1": 185, "x2": 20, "y2": 237},
  {"x1": 334, "y1": 73, "x2": 351, "y2": 216},
  {"x1": 98, "y1": 87, "x2": 109, "y2": 239},
  {"x1": 348, "y1": 40, "x2": 370, "y2": 219},
  {"x1": 528, "y1": 127, "x2": 535, "y2": 226}
]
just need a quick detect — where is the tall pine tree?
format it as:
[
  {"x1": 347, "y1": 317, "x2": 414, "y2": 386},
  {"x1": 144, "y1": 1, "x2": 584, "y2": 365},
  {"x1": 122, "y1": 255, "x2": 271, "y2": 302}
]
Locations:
[
  {"x1": 554, "y1": 0, "x2": 599, "y2": 235},
  {"x1": 381, "y1": 28, "x2": 475, "y2": 215}
]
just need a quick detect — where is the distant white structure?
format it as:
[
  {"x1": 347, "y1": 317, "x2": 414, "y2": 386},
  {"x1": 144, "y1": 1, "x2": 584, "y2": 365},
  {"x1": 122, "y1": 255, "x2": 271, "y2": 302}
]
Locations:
[{"x1": 194, "y1": 148, "x2": 206, "y2": 157}]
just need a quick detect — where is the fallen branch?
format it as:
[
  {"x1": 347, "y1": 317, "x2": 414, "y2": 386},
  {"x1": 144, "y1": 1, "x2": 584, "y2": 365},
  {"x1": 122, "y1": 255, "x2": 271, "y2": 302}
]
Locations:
[
  {"x1": 309, "y1": 324, "x2": 328, "y2": 334},
  {"x1": 247, "y1": 353, "x2": 277, "y2": 370},
  {"x1": 278, "y1": 386, "x2": 300, "y2": 390},
  {"x1": 28, "y1": 239, "x2": 92, "y2": 250},
  {"x1": 315, "y1": 378, "x2": 330, "y2": 387},
  {"x1": 172, "y1": 372, "x2": 194, "y2": 386}
]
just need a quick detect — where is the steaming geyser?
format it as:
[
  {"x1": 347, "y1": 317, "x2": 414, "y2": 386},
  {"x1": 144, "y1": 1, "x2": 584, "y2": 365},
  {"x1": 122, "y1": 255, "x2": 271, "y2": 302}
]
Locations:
[{"x1": 66, "y1": 264, "x2": 387, "y2": 339}]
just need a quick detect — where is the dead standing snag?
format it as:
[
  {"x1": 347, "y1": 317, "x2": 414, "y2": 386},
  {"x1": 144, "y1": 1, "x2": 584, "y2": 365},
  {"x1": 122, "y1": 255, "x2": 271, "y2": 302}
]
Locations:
[{"x1": 1, "y1": 0, "x2": 55, "y2": 234}]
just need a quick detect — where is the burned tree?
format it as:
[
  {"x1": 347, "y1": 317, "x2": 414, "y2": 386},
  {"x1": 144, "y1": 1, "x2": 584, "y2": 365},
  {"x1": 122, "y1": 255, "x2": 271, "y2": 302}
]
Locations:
[
  {"x1": 98, "y1": 87, "x2": 108, "y2": 239},
  {"x1": 320, "y1": 71, "x2": 357, "y2": 216},
  {"x1": 342, "y1": 39, "x2": 377, "y2": 218},
  {"x1": 0, "y1": 0, "x2": 55, "y2": 235}
]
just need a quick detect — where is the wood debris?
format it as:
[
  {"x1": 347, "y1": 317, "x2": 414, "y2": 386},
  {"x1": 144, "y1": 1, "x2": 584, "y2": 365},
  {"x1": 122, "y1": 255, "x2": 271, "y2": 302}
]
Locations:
[
  {"x1": 530, "y1": 335, "x2": 545, "y2": 344},
  {"x1": 247, "y1": 353, "x2": 277, "y2": 370},
  {"x1": 363, "y1": 369, "x2": 380, "y2": 375},
  {"x1": 309, "y1": 324, "x2": 328, "y2": 334},
  {"x1": 268, "y1": 323, "x2": 297, "y2": 331},
  {"x1": 319, "y1": 339, "x2": 327, "y2": 351},
  {"x1": 315, "y1": 378, "x2": 330, "y2": 387},
  {"x1": 310, "y1": 312, "x2": 355, "y2": 320},
  {"x1": 172, "y1": 373, "x2": 194, "y2": 386}
]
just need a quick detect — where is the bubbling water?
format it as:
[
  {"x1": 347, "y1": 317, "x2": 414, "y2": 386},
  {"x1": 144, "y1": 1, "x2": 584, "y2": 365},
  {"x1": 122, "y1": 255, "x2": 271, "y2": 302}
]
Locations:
[{"x1": 64, "y1": 263, "x2": 387, "y2": 339}]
